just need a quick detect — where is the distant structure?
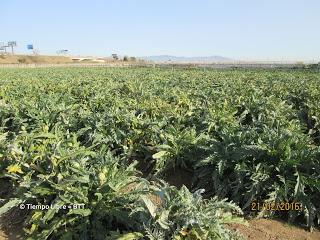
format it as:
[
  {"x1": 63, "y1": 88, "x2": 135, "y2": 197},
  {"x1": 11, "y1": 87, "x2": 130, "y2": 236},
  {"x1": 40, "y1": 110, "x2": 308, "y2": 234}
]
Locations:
[
  {"x1": 0, "y1": 41, "x2": 17, "y2": 54},
  {"x1": 112, "y1": 54, "x2": 119, "y2": 60},
  {"x1": 57, "y1": 49, "x2": 69, "y2": 55},
  {"x1": 33, "y1": 49, "x2": 40, "y2": 55},
  {"x1": 27, "y1": 44, "x2": 34, "y2": 54},
  {"x1": 7, "y1": 41, "x2": 17, "y2": 54},
  {"x1": 71, "y1": 56, "x2": 106, "y2": 63},
  {"x1": 27, "y1": 44, "x2": 40, "y2": 55},
  {"x1": 0, "y1": 42, "x2": 5, "y2": 54}
]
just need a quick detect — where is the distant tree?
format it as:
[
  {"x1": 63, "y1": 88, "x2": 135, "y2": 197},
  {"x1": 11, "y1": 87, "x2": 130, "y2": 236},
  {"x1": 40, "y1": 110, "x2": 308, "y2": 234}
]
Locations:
[
  {"x1": 18, "y1": 58, "x2": 26, "y2": 63},
  {"x1": 123, "y1": 56, "x2": 129, "y2": 61}
]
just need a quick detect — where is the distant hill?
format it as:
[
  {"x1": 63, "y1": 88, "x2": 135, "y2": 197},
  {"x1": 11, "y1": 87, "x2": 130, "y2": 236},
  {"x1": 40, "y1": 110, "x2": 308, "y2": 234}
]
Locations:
[{"x1": 140, "y1": 55, "x2": 232, "y2": 63}]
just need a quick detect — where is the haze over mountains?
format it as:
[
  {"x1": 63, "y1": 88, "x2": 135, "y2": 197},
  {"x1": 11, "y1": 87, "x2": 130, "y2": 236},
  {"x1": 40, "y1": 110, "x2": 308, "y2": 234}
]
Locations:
[{"x1": 140, "y1": 55, "x2": 231, "y2": 63}]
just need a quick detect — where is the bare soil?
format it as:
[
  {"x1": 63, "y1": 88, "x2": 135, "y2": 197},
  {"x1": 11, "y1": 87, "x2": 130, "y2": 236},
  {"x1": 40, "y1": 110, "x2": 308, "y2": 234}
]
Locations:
[
  {"x1": 0, "y1": 211, "x2": 25, "y2": 240},
  {"x1": 228, "y1": 219, "x2": 320, "y2": 240},
  {"x1": 164, "y1": 167, "x2": 194, "y2": 189}
]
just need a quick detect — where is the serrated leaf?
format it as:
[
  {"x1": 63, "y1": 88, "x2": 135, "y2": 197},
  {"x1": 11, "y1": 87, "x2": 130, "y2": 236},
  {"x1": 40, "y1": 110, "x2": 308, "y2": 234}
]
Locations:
[
  {"x1": 0, "y1": 198, "x2": 22, "y2": 216},
  {"x1": 116, "y1": 232, "x2": 144, "y2": 240},
  {"x1": 67, "y1": 208, "x2": 91, "y2": 217},
  {"x1": 152, "y1": 151, "x2": 168, "y2": 159},
  {"x1": 141, "y1": 195, "x2": 157, "y2": 218}
]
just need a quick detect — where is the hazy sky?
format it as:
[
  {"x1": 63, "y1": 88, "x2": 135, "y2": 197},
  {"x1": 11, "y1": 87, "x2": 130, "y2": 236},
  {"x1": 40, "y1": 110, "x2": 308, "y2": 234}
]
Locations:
[{"x1": 1, "y1": 0, "x2": 320, "y2": 60}]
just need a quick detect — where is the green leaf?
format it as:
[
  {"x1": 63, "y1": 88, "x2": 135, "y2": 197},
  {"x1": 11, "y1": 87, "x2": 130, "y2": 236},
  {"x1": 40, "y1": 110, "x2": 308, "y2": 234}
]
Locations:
[
  {"x1": 152, "y1": 151, "x2": 168, "y2": 159},
  {"x1": 115, "y1": 232, "x2": 144, "y2": 240},
  {"x1": 67, "y1": 208, "x2": 91, "y2": 217},
  {"x1": 157, "y1": 210, "x2": 170, "y2": 229},
  {"x1": 43, "y1": 207, "x2": 57, "y2": 223},
  {"x1": 33, "y1": 133, "x2": 57, "y2": 139},
  {"x1": 141, "y1": 195, "x2": 157, "y2": 218},
  {"x1": 0, "y1": 198, "x2": 23, "y2": 216}
]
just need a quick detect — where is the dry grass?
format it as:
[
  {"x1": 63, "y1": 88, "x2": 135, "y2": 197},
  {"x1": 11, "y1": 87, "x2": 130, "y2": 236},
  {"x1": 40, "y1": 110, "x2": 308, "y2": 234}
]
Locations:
[
  {"x1": 0, "y1": 55, "x2": 73, "y2": 64},
  {"x1": 0, "y1": 55, "x2": 144, "y2": 65}
]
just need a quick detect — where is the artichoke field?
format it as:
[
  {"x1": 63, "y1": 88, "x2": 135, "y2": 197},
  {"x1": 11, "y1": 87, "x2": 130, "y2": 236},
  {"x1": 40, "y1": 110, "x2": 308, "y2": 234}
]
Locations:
[{"x1": 0, "y1": 67, "x2": 319, "y2": 239}]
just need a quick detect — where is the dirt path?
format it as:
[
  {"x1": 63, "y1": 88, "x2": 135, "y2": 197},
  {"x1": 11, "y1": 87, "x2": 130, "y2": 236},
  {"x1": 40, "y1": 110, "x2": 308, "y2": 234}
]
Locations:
[{"x1": 228, "y1": 219, "x2": 320, "y2": 240}]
